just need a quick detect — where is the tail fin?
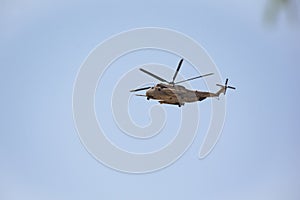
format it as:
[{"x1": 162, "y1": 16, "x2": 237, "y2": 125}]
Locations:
[
  {"x1": 215, "y1": 78, "x2": 236, "y2": 96},
  {"x1": 215, "y1": 85, "x2": 226, "y2": 96}
]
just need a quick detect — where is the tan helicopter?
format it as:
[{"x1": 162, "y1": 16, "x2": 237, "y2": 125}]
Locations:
[{"x1": 130, "y1": 59, "x2": 235, "y2": 107}]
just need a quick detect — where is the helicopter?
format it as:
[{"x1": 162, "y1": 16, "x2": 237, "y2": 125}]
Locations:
[{"x1": 130, "y1": 59, "x2": 235, "y2": 107}]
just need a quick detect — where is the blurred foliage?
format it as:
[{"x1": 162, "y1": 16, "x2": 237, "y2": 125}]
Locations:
[{"x1": 264, "y1": 0, "x2": 299, "y2": 26}]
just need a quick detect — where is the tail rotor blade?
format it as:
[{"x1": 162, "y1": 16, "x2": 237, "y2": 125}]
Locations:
[
  {"x1": 172, "y1": 58, "x2": 184, "y2": 84},
  {"x1": 216, "y1": 78, "x2": 236, "y2": 95}
]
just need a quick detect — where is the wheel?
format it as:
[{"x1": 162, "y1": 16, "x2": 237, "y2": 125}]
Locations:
[{"x1": 147, "y1": 97, "x2": 149, "y2": 100}]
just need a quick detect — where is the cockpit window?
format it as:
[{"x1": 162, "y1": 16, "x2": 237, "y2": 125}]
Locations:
[{"x1": 157, "y1": 84, "x2": 168, "y2": 89}]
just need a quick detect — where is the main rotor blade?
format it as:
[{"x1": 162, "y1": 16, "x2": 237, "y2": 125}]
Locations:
[
  {"x1": 140, "y1": 68, "x2": 168, "y2": 83},
  {"x1": 130, "y1": 86, "x2": 151, "y2": 92},
  {"x1": 175, "y1": 73, "x2": 214, "y2": 84},
  {"x1": 135, "y1": 94, "x2": 148, "y2": 97},
  {"x1": 172, "y1": 58, "x2": 184, "y2": 83}
]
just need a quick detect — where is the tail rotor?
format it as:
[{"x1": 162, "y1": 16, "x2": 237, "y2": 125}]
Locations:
[{"x1": 216, "y1": 78, "x2": 236, "y2": 95}]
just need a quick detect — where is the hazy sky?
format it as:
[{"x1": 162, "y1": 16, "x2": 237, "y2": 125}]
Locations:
[{"x1": 1, "y1": 0, "x2": 300, "y2": 200}]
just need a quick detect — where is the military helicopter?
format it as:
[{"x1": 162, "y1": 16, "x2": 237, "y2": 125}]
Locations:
[{"x1": 130, "y1": 59, "x2": 235, "y2": 107}]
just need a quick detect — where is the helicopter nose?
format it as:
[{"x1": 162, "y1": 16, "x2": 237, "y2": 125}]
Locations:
[{"x1": 146, "y1": 88, "x2": 154, "y2": 96}]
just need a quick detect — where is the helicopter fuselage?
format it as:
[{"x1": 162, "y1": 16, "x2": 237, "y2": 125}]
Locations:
[
  {"x1": 145, "y1": 83, "x2": 210, "y2": 106},
  {"x1": 130, "y1": 59, "x2": 235, "y2": 107}
]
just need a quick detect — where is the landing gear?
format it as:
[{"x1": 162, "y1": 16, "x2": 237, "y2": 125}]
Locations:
[
  {"x1": 178, "y1": 103, "x2": 184, "y2": 107},
  {"x1": 147, "y1": 97, "x2": 149, "y2": 100}
]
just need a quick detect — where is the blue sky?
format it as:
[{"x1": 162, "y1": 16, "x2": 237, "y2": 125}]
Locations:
[{"x1": 1, "y1": 0, "x2": 300, "y2": 200}]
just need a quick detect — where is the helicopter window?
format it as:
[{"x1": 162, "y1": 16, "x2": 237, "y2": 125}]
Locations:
[{"x1": 158, "y1": 84, "x2": 167, "y2": 88}]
